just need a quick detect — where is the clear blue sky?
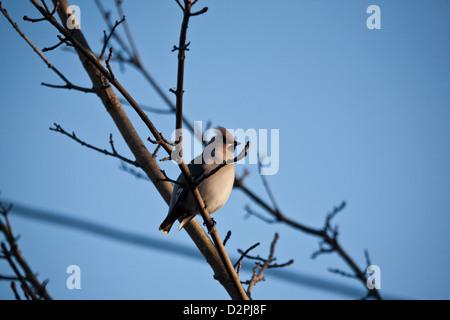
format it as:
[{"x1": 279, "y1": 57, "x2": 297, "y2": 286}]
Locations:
[{"x1": 1, "y1": 0, "x2": 449, "y2": 299}]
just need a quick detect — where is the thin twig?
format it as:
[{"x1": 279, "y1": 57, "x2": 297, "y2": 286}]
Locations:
[
  {"x1": 119, "y1": 98, "x2": 173, "y2": 114},
  {"x1": 175, "y1": 0, "x2": 184, "y2": 11},
  {"x1": 50, "y1": 123, "x2": 138, "y2": 166},
  {"x1": 190, "y1": 6, "x2": 208, "y2": 17},
  {"x1": 115, "y1": 0, "x2": 139, "y2": 63},
  {"x1": 223, "y1": 230, "x2": 232, "y2": 247},
  {"x1": 0, "y1": 275, "x2": 21, "y2": 281},
  {"x1": 93, "y1": 0, "x2": 134, "y2": 59},
  {"x1": 234, "y1": 242, "x2": 260, "y2": 269},
  {"x1": 106, "y1": 47, "x2": 116, "y2": 80},
  {"x1": 119, "y1": 163, "x2": 150, "y2": 181},
  {"x1": 258, "y1": 154, "x2": 280, "y2": 212},
  {"x1": 10, "y1": 281, "x2": 22, "y2": 300},
  {"x1": 42, "y1": 34, "x2": 72, "y2": 52},
  {"x1": 328, "y1": 268, "x2": 357, "y2": 279},
  {"x1": 41, "y1": 82, "x2": 98, "y2": 93},
  {"x1": 99, "y1": 16, "x2": 125, "y2": 61}
]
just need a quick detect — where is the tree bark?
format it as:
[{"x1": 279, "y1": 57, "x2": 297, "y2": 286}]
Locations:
[{"x1": 50, "y1": 0, "x2": 243, "y2": 299}]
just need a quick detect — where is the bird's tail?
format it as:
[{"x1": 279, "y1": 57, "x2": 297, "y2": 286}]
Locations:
[
  {"x1": 159, "y1": 212, "x2": 196, "y2": 234},
  {"x1": 159, "y1": 218, "x2": 175, "y2": 235},
  {"x1": 159, "y1": 204, "x2": 186, "y2": 235}
]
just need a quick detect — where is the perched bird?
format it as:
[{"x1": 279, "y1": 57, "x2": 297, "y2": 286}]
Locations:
[{"x1": 159, "y1": 126, "x2": 240, "y2": 234}]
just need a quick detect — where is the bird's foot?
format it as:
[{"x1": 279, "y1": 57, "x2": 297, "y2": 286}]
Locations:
[{"x1": 203, "y1": 218, "x2": 217, "y2": 233}]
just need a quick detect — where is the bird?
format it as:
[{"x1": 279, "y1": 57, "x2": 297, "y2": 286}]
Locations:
[{"x1": 159, "y1": 126, "x2": 240, "y2": 234}]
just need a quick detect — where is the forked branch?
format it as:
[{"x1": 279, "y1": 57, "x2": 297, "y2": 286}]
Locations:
[{"x1": 0, "y1": 200, "x2": 52, "y2": 300}]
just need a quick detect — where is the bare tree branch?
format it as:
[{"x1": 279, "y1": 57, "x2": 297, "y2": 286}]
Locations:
[
  {"x1": 92, "y1": 0, "x2": 379, "y2": 300},
  {"x1": 10, "y1": 281, "x2": 22, "y2": 300},
  {"x1": 2, "y1": 0, "x2": 248, "y2": 300},
  {"x1": 168, "y1": 0, "x2": 249, "y2": 300},
  {"x1": 0, "y1": 2, "x2": 97, "y2": 94},
  {"x1": 1, "y1": 0, "x2": 383, "y2": 300},
  {"x1": 0, "y1": 200, "x2": 52, "y2": 300},
  {"x1": 234, "y1": 242, "x2": 260, "y2": 269},
  {"x1": 222, "y1": 230, "x2": 232, "y2": 247},
  {"x1": 114, "y1": 0, "x2": 139, "y2": 62},
  {"x1": 119, "y1": 98, "x2": 173, "y2": 115},
  {"x1": 93, "y1": 0, "x2": 134, "y2": 60},
  {"x1": 238, "y1": 185, "x2": 382, "y2": 299},
  {"x1": 240, "y1": 233, "x2": 293, "y2": 298},
  {"x1": 94, "y1": 0, "x2": 199, "y2": 139},
  {"x1": 50, "y1": 123, "x2": 138, "y2": 166},
  {"x1": 99, "y1": 16, "x2": 125, "y2": 61},
  {"x1": 258, "y1": 154, "x2": 281, "y2": 213}
]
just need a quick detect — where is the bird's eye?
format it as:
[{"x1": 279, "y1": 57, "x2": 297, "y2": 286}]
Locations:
[{"x1": 223, "y1": 136, "x2": 227, "y2": 144}]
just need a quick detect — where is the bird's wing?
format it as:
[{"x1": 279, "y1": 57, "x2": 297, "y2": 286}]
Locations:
[{"x1": 169, "y1": 160, "x2": 207, "y2": 209}]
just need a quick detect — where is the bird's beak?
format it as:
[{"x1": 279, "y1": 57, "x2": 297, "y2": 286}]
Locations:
[{"x1": 234, "y1": 141, "x2": 241, "y2": 147}]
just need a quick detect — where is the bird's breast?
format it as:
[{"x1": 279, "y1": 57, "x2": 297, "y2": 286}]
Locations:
[{"x1": 197, "y1": 163, "x2": 235, "y2": 214}]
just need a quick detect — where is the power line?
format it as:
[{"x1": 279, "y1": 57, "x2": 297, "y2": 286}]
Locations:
[{"x1": 3, "y1": 199, "x2": 403, "y2": 299}]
